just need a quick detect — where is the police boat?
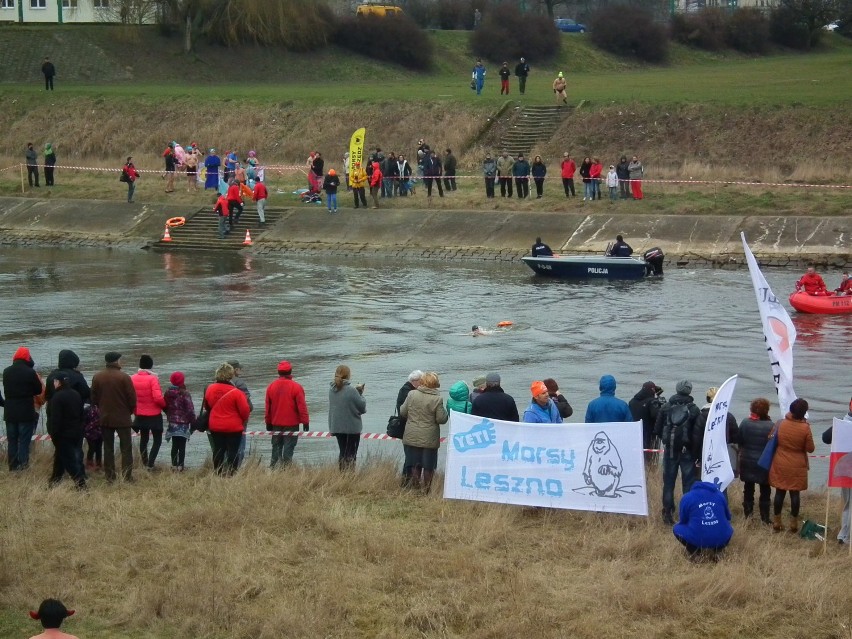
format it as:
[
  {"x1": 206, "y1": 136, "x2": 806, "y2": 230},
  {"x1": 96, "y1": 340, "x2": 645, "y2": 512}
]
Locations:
[{"x1": 522, "y1": 247, "x2": 664, "y2": 280}]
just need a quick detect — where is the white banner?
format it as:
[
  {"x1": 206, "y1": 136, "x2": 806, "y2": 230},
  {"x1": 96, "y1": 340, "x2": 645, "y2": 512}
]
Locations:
[
  {"x1": 701, "y1": 374, "x2": 738, "y2": 491},
  {"x1": 741, "y1": 233, "x2": 798, "y2": 416},
  {"x1": 443, "y1": 412, "x2": 648, "y2": 516}
]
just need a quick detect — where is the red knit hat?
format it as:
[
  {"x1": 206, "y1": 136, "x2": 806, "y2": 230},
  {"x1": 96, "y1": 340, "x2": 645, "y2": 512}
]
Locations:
[{"x1": 13, "y1": 346, "x2": 30, "y2": 362}]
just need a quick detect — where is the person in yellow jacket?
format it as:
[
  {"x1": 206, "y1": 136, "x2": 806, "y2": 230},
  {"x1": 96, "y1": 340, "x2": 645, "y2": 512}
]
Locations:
[
  {"x1": 553, "y1": 71, "x2": 568, "y2": 105},
  {"x1": 349, "y1": 162, "x2": 368, "y2": 209}
]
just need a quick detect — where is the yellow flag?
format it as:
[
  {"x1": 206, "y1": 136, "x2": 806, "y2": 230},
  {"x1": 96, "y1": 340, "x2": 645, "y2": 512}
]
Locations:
[{"x1": 349, "y1": 127, "x2": 366, "y2": 180}]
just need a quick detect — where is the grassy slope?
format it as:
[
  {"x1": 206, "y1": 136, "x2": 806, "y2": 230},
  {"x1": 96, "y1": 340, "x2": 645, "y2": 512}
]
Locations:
[
  {"x1": 0, "y1": 27, "x2": 849, "y2": 208},
  {"x1": 1, "y1": 456, "x2": 851, "y2": 639}
]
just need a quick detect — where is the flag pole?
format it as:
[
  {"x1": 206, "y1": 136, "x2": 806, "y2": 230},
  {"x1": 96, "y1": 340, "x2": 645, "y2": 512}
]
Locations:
[{"x1": 824, "y1": 488, "x2": 830, "y2": 555}]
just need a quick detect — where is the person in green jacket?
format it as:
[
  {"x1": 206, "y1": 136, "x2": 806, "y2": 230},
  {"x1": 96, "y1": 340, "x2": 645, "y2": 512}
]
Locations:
[{"x1": 446, "y1": 381, "x2": 472, "y2": 415}]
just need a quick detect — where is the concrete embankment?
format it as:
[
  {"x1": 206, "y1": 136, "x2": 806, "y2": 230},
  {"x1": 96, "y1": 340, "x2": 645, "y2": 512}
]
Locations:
[{"x1": 0, "y1": 197, "x2": 849, "y2": 267}]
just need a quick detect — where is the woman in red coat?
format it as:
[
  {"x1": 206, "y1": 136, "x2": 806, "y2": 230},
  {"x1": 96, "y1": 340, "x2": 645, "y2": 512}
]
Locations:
[
  {"x1": 204, "y1": 363, "x2": 250, "y2": 476},
  {"x1": 768, "y1": 398, "x2": 815, "y2": 533}
]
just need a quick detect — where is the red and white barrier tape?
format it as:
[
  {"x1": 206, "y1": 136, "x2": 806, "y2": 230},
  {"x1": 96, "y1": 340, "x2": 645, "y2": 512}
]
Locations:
[
  {"x1": 3, "y1": 163, "x2": 849, "y2": 189},
  {"x1": 0, "y1": 432, "x2": 831, "y2": 457}
]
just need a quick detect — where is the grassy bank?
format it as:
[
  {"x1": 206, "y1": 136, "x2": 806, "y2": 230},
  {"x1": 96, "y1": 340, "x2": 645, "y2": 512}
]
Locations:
[
  {"x1": 1, "y1": 450, "x2": 850, "y2": 639},
  {"x1": 0, "y1": 27, "x2": 849, "y2": 214}
]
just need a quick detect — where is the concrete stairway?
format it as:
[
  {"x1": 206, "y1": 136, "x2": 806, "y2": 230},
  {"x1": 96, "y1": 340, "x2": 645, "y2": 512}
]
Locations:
[
  {"x1": 498, "y1": 105, "x2": 571, "y2": 157},
  {"x1": 150, "y1": 206, "x2": 281, "y2": 251}
]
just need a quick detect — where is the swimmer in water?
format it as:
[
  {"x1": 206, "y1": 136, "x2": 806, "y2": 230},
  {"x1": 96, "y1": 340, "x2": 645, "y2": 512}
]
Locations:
[{"x1": 471, "y1": 325, "x2": 493, "y2": 336}]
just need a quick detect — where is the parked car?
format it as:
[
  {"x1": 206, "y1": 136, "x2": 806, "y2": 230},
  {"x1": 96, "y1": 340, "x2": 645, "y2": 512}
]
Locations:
[{"x1": 554, "y1": 18, "x2": 587, "y2": 33}]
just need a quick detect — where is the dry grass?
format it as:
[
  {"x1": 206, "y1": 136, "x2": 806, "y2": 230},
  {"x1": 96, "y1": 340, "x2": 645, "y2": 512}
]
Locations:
[{"x1": 1, "y1": 448, "x2": 851, "y2": 639}]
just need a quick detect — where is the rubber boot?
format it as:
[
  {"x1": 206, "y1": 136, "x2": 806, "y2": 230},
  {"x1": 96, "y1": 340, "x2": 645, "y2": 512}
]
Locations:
[
  {"x1": 743, "y1": 502, "x2": 754, "y2": 519},
  {"x1": 788, "y1": 515, "x2": 799, "y2": 534},
  {"x1": 759, "y1": 502, "x2": 771, "y2": 525},
  {"x1": 772, "y1": 514, "x2": 783, "y2": 532}
]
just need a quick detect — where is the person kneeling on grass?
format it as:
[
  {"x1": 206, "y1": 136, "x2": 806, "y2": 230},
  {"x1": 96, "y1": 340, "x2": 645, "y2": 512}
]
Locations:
[
  {"x1": 672, "y1": 481, "x2": 733, "y2": 561},
  {"x1": 28, "y1": 598, "x2": 79, "y2": 639}
]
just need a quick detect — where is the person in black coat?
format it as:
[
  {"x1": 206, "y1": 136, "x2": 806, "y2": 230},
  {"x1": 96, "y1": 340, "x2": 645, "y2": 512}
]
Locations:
[
  {"x1": 471, "y1": 373, "x2": 519, "y2": 422},
  {"x1": 543, "y1": 378, "x2": 573, "y2": 419},
  {"x1": 47, "y1": 373, "x2": 86, "y2": 489},
  {"x1": 737, "y1": 397, "x2": 774, "y2": 524},
  {"x1": 45, "y1": 349, "x2": 91, "y2": 483},
  {"x1": 629, "y1": 381, "x2": 663, "y2": 465},
  {"x1": 3, "y1": 346, "x2": 44, "y2": 471}
]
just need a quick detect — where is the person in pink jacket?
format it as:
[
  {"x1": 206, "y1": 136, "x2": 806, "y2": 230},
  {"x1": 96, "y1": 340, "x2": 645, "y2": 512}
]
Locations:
[{"x1": 131, "y1": 354, "x2": 166, "y2": 469}]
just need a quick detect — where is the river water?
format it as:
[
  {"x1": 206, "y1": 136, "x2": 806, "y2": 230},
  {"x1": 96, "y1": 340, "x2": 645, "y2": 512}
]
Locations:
[{"x1": 1, "y1": 247, "x2": 848, "y2": 483}]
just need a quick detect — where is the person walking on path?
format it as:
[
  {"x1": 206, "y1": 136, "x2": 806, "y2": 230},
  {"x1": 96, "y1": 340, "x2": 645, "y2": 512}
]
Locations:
[
  {"x1": 552, "y1": 72, "x2": 568, "y2": 105},
  {"x1": 252, "y1": 177, "x2": 268, "y2": 225},
  {"x1": 328, "y1": 365, "x2": 366, "y2": 471},
  {"x1": 472, "y1": 58, "x2": 486, "y2": 95},
  {"x1": 41, "y1": 57, "x2": 56, "y2": 90},
  {"x1": 121, "y1": 157, "x2": 139, "y2": 203},
  {"x1": 26, "y1": 143, "x2": 39, "y2": 188},
  {"x1": 91, "y1": 352, "x2": 137, "y2": 482},
  {"x1": 515, "y1": 57, "x2": 530, "y2": 95},
  {"x1": 43, "y1": 143, "x2": 56, "y2": 187},
  {"x1": 266, "y1": 360, "x2": 310, "y2": 469},
  {"x1": 132, "y1": 355, "x2": 166, "y2": 470},
  {"x1": 3, "y1": 346, "x2": 44, "y2": 472},
  {"x1": 164, "y1": 371, "x2": 195, "y2": 472},
  {"x1": 499, "y1": 62, "x2": 511, "y2": 95}
]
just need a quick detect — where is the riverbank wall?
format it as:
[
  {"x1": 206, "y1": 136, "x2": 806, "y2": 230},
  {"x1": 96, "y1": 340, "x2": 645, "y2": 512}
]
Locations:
[{"x1": 0, "y1": 197, "x2": 849, "y2": 267}]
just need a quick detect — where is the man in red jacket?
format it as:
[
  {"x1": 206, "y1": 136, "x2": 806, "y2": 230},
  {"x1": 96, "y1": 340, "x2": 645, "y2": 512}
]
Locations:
[
  {"x1": 560, "y1": 152, "x2": 576, "y2": 197},
  {"x1": 265, "y1": 361, "x2": 309, "y2": 469},
  {"x1": 252, "y1": 179, "x2": 268, "y2": 225},
  {"x1": 796, "y1": 266, "x2": 830, "y2": 296},
  {"x1": 835, "y1": 271, "x2": 851, "y2": 295},
  {"x1": 214, "y1": 193, "x2": 229, "y2": 239},
  {"x1": 226, "y1": 180, "x2": 243, "y2": 229}
]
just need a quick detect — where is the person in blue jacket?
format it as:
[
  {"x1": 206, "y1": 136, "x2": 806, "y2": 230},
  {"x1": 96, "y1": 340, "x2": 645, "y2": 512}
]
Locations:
[
  {"x1": 585, "y1": 375, "x2": 633, "y2": 423},
  {"x1": 472, "y1": 59, "x2": 486, "y2": 95},
  {"x1": 673, "y1": 481, "x2": 734, "y2": 560},
  {"x1": 523, "y1": 381, "x2": 563, "y2": 424}
]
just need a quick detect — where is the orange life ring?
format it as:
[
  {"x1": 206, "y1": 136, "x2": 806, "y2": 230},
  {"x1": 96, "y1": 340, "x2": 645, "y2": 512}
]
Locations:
[
  {"x1": 497, "y1": 321, "x2": 513, "y2": 327},
  {"x1": 165, "y1": 217, "x2": 186, "y2": 228}
]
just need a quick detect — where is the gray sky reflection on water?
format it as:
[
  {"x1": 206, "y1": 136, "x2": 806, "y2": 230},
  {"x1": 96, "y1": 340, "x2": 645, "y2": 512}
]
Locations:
[{"x1": 1, "y1": 247, "x2": 849, "y2": 480}]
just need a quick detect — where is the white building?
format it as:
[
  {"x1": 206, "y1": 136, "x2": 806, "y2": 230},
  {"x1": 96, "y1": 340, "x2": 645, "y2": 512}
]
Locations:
[{"x1": 0, "y1": 0, "x2": 156, "y2": 24}]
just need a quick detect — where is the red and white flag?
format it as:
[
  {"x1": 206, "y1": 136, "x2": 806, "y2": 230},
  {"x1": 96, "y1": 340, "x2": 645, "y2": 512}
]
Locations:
[{"x1": 829, "y1": 417, "x2": 852, "y2": 489}]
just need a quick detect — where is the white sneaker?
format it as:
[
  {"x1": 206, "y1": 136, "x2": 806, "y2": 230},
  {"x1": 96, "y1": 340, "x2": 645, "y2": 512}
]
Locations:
[{"x1": 583, "y1": 197, "x2": 587, "y2": 201}]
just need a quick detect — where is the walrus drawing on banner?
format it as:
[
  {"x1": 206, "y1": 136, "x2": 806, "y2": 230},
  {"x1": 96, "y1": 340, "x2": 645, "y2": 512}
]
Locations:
[{"x1": 573, "y1": 431, "x2": 642, "y2": 498}]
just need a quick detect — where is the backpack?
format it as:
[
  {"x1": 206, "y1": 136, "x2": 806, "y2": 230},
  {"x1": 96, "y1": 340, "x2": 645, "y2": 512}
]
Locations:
[
  {"x1": 666, "y1": 402, "x2": 692, "y2": 453},
  {"x1": 119, "y1": 168, "x2": 129, "y2": 183}
]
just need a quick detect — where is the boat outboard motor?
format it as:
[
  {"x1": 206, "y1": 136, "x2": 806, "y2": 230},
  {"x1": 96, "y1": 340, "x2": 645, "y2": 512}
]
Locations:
[{"x1": 643, "y1": 247, "x2": 664, "y2": 276}]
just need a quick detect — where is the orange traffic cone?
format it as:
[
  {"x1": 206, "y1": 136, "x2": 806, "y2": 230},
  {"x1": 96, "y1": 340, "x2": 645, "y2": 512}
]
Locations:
[
  {"x1": 243, "y1": 229, "x2": 253, "y2": 246},
  {"x1": 162, "y1": 225, "x2": 172, "y2": 242}
]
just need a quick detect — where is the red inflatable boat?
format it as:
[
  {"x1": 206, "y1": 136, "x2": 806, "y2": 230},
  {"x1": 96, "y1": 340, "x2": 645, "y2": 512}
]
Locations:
[{"x1": 789, "y1": 291, "x2": 852, "y2": 314}]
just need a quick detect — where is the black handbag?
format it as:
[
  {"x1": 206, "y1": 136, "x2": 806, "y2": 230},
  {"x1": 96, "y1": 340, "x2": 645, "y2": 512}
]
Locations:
[{"x1": 387, "y1": 407, "x2": 405, "y2": 439}]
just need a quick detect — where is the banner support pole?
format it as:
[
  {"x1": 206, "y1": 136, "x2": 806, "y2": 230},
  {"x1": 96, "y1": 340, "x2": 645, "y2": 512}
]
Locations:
[{"x1": 824, "y1": 488, "x2": 830, "y2": 555}]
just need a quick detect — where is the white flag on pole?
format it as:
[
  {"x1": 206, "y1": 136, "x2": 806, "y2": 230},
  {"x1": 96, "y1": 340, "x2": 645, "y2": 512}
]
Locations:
[
  {"x1": 741, "y1": 233, "x2": 798, "y2": 416},
  {"x1": 701, "y1": 374, "x2": 738, "y2": 491}
]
